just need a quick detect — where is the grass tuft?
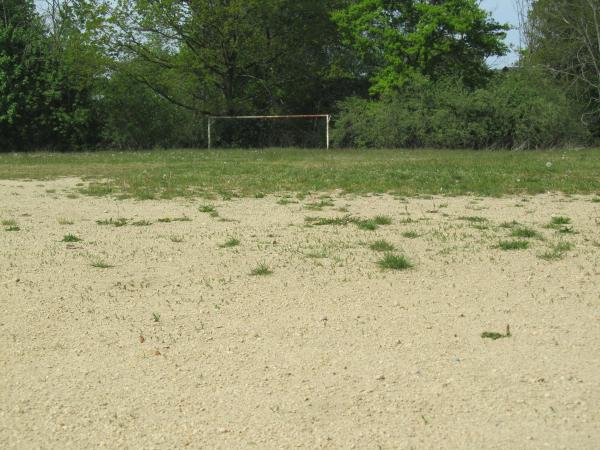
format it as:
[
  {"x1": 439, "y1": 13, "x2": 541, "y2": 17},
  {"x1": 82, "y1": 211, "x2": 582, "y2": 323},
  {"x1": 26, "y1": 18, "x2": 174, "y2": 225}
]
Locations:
[
  {"x1": 62, "y1": 234, "x2": 81, "y2": 242},
  {"x1": 250, "y1": 263, "x2": 273, "y2": 276},
  {"x1": 96, "y1": 218, "x2": 128, "y2": 227},
  {"x1": 219, "y1": 238, "x2": 240, "y2": 248},
  {"x1": 500, "y1": 220, "x2": 520, "y2": 228},
  {"x1": 549, "y1": 216, "x2": 571, "y2": 227},
  {"x1": 2, "y1": 219, "x2": 17, "y2": 227},
  {"x1": 91, "y1": 260, "x2": 112, "y2": 269},
  {"x1": 304, "y1": 199, "x2": 335, "y2": 211},
  {"x1": 510, "y1": 227, "x2": 543, "y2": 239},
  {"x1": 538, "y1": 242, "x2": 575, "y2": 261},
  {"x1": 305, "y1": 215, "x2": 352, "y2": 226},
  {"x1": 158, "y1": 216, "x2": 191, "y2": 223},
  {"x1": 370, "y1": 240, "x2": 396, "y2": 252},
  {"x1": 373, "y1": 215, "x2": 392, "y2": 225},
  {"x1": 459, "y1": 216, "x2": 487, "y2": 223},
  {"x1": 132, "y1": 220, "x2": 152, "y2": 226},
  {"x1": 356, "y1": 219, "x2": 378, "y2": 231},
  {"x1": 496, "y1": 240, "x2": 530, "y2": 250},
  {"x1": 277, "y1": 197, "x2": 298, "y2": 205},
  {"x1": 377, "y1": 253, "x2": 413, "y2": 270},
  {"x1": 57, "y1": 217, "x2": 74, "y2": 225},
  {"x1": 401, "y1": 231, "x2": 420, "y2": 239},
  {"x1": 481, "y1": 325, "x2": 511, "y2": 340},
  {"x1": 199, "y1": 205, "x2": 216, "y2": 213}
]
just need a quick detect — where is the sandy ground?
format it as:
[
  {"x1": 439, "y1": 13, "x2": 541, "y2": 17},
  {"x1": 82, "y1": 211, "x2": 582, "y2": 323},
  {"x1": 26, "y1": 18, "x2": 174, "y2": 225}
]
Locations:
[{"x1": 1, "y1": 178, "x2": 600, "y2": 449}]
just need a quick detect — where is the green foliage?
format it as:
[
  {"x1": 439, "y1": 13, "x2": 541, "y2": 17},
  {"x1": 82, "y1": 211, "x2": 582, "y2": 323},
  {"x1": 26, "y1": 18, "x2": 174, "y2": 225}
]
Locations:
[
  {"x1": 333, "y1": 0, "x2": 509, "y2": 93},
  {"x1": 333, "y1": 68, "x2": 589, "y2": 149},
  {"x1": 0, "y1": 0, "x2": 103, "y2": 150},
  {"x1": 100, "y1": 64, "x2": 200, "y2": 149}
]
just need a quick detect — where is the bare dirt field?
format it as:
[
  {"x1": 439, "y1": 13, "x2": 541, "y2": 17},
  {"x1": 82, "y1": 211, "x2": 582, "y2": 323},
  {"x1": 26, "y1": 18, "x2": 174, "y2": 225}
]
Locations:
[{"x1": 1, "y1": 178, "x2": 600, "y2": 449}]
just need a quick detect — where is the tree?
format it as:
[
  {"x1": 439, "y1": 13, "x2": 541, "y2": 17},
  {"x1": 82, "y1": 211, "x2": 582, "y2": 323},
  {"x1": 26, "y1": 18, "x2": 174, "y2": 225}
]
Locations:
[
  {"x1": 106, "y1": 0, "x2": 357, "y2": 116},
  {"x1": 0, "y1": 0, "x2": 49, "y2": 149},
  {"x1": 0, "y1": 0, "x2": 104, "y2": 150},
  {"x1": 332, "y1": 0, "x2": 509, "y2": 93},
  {"x1": 527, "y1": 0, "x2": 600, "y2": 132}
]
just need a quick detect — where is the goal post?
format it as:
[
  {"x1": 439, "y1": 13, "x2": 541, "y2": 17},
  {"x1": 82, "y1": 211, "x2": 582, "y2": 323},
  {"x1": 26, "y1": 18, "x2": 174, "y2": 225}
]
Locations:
[{"x1": 207, "y1": 114, "x2": 331, "y2": 149}]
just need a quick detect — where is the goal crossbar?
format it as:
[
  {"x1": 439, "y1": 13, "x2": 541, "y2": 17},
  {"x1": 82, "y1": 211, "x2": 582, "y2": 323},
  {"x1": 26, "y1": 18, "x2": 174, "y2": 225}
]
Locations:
[{"x1": 207, "y1": 114, "x2": 331, "y2": 149}]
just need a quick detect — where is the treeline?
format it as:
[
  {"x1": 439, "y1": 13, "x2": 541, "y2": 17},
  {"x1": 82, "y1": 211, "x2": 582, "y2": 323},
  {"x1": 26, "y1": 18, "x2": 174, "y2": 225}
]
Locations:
[{"x1": 0, "y1": 0, "x2": 598, "y2": 151}]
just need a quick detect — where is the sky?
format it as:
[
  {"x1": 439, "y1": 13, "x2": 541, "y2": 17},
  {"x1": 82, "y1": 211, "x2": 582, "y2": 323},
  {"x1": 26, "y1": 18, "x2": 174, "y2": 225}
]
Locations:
[{"x1": 480, "y1": 0, "x2": 522, "y2": 67}]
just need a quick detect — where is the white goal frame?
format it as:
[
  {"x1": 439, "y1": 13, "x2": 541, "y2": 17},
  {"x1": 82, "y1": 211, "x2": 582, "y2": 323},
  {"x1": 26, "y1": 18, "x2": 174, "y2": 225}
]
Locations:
[{"x1": 207, "y1": 114, "x2": 331, "y2": 149}]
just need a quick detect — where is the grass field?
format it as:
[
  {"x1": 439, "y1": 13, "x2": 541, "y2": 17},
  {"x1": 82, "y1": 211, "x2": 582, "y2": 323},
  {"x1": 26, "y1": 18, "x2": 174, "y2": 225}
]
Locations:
[{"x1": 1, "y1": 148, "x2": 599, "y2": 199}]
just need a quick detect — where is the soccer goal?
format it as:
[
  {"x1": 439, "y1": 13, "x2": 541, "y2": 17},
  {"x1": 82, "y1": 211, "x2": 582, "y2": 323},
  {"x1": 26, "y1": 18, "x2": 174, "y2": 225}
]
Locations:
[{"x1": 207, "y1": 114, "x2": 331, "y2": 149}]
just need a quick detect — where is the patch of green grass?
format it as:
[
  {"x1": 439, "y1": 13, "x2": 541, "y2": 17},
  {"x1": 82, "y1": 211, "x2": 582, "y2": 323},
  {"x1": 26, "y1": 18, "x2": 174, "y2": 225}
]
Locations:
[
  {"x1": 496, "y1": 240, "x2": 530, "y2": 250},
  {"x1": 132, "y1": 220, "x2": 152, "y2": 226},
  {"x1": 277, "y1": 197, "x2": 298, "y2": 205},
  {"x1": 557, "y1": 226, "x2": 576, "y2": 234},
  {"x1": 2, "y1": 149, "x2": 600, "y2": 199},
  {"x1": 65, "y1": 193, "x2": 79, "y2": 199},
  {"x1": 158, "y1": 216, "x2": 191, "y2": 223},
  {"x1": 1, "y1": 219, "x2": 17, "y2": 227},
  {"x1": 305, "y1": 215, "x2": 352, "y2": 226},
  {"x1": 45, "y1": 189, "x2": 56, "y2": 194},
  {"x1": 538, "y1": 242, "x2": 575, "y2": 261},
  {"x1": 377, "y1": 253, "x2": 413, "y2": 270},
  {"x1": 91, "y1": 260, "x2": 112, "y2": 269},
  {"x1": 370, "y1": 240, "x2": 396, "y2": 252},
  {"x1": 152, "y1": 312, "x2": 161, "y2": 322},
  {"x1": 304, "y1": 199, "x2": 335, "y2": 211},
  {"x1": 62, "y1": 234, "x2": 81, "y2": 242},
  {"x1": 305, "y1": 249, "x2": 328, "y2": 259},
  {"x1": 96, "y1": 218, "x2": 128, "y2": 227},
  {"x1": 481, "y1": 325, "x2": 511, "y2": 340},
  {"x1": 592, "y1": 197, "x2": 600, "y2": 203},
  {"x1": 401, "y1": 231, "x2": 419, "y2": 239},
  {"x1": 510, "y1": 227, "x2": 543, "y2": 239},
  {"x1": 219, "y1": 238, "x2": 240, "y2": 248},
  {"x1": 373, "y1": 215, "x2": 392, "y2": 225},
  {"x1": 500, "y1": 220, "x2": 520, "y2": 229},
  {"x1": 254, "y1": 192, "x2": 265, "y2": 198},
  {"x1": 57, "y1": 217, "x2": 74, "y2": 225},
  {"x1": 250, "y1": 263, "x2": 273, "y2": 276},
  {"x1": 356, "y1": 219, "x2": 378, "y2": 231},
  {"x1": 459, "y1": 216, "x2": 488, "y2": 223},
  {"x1": 199, "y1": 205, "x2": 216, "y2": 213},
  {"x1": 548, "y1": 216, "x2": 571, "y2": 227},
  {"x1": 5, "y1": 226, "x2": 20, "y2": 232}
]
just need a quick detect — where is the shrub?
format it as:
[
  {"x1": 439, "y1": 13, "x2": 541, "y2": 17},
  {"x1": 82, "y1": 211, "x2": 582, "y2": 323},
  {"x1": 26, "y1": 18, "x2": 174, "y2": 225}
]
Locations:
[{"x1": 332, "y1": 68, "x2": 589, "y2": 149}]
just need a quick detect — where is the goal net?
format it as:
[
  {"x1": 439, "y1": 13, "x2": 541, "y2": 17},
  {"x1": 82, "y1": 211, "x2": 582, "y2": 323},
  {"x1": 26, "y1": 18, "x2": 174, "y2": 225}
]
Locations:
[{"x1": 207, "y1": 114, "x2": 331, "y2": 149}]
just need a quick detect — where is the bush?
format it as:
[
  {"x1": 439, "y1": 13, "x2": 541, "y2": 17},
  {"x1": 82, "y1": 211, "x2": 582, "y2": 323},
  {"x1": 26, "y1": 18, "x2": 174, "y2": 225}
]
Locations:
[{"x1": 332, "y1": 68, "x2": 589, "y2": 149}]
